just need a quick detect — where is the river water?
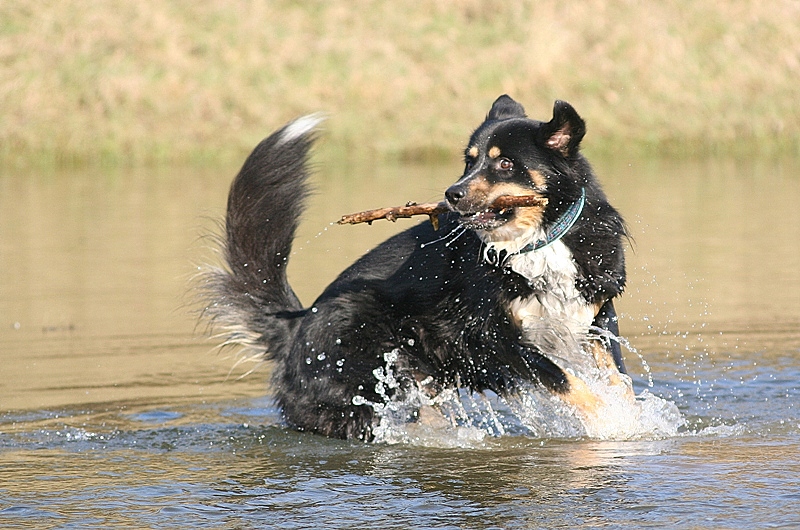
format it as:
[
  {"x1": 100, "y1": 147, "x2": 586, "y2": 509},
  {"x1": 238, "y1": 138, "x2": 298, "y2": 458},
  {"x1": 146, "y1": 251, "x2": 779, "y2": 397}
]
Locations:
[{"x1": 1, "y1": 155, "x2": 798, "y2": 528}]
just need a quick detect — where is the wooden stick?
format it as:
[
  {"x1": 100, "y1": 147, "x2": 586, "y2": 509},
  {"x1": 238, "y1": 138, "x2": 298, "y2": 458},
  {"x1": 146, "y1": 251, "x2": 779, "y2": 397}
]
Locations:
[
  {"x1": 338, "y1": 201, "x2": 448, "y2": 225},
  {"x1": 337, "y1": 195, "x2": 548, "y2": 230}
]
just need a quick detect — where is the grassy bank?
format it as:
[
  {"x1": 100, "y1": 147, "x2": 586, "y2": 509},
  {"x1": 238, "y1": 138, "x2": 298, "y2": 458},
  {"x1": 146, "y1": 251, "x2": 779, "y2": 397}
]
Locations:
[{"x1": 1, "y1": 0, "x2": 799, "y2": 168}]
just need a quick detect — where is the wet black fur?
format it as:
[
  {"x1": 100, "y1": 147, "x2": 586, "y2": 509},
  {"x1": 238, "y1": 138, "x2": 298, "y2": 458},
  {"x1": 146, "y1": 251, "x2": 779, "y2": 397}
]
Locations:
[{"x1": 205, "y1": 96, "x2": 627, "y2": 440}]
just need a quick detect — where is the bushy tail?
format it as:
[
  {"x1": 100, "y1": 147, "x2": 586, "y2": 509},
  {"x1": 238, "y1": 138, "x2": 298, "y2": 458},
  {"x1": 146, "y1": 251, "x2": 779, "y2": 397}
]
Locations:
[{"x1": 202, "y1": 114, "x2": 323, "y2": 360}]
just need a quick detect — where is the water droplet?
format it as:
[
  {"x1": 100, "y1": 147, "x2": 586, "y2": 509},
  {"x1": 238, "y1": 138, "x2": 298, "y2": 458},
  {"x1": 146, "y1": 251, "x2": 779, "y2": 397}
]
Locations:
[{"x1": 384, "y1": 349, "x2": 399, "y2": 364}]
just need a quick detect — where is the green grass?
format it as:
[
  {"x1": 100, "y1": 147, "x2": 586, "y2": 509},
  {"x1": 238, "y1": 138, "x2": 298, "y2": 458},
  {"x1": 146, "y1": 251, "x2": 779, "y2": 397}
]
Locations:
[{"x1": 2, "y1": 0, "x2": 799, "y2": 168}]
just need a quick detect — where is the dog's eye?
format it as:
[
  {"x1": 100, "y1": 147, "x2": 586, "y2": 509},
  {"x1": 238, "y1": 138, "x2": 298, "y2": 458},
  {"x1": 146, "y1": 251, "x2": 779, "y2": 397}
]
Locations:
[
  {"x1": 498, "y1": 158, "x2": 513, "y2": 171},
  {"x1": 464, "y1": 159, "x2": 475, "y2": 171}
]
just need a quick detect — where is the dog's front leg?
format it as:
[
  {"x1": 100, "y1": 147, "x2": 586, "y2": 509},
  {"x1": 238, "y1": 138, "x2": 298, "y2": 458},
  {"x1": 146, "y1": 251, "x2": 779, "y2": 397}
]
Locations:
[{"x1": 591, "y1": 299, "x2": 626, "y2": 374}]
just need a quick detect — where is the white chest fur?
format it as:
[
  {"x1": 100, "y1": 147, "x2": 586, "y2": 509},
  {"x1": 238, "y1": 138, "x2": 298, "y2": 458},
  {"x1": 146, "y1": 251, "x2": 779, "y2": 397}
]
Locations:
[{"x1": 485, "y1": 240, "x2": 596, "y2": 339}]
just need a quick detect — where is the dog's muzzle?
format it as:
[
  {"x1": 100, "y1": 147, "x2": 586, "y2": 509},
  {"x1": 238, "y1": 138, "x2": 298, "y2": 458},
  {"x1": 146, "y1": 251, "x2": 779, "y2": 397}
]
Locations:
[{"x1": 445, "y1": 182, "x2": 514, "y2": 230}]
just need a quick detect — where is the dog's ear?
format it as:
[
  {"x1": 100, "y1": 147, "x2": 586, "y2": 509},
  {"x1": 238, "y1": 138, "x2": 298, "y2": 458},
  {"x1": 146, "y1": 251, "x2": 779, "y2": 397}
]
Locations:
[
  {"x1": 539, "y1": 100, "x2": 586, "y2": 157},
  {"x1": 487, "y1": 95, "x2": 527, "y2": 121}
]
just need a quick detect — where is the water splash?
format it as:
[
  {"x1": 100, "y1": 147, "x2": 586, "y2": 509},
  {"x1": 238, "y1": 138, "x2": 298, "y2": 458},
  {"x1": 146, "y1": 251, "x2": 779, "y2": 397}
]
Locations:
[
  {"x1": 355, "y1": 333, "x2": 686, "y2": 447},
  {"x1": 506, "y1": 384, "x2": 684, "y2": 441},
  {"x1": 589, "y1": 325, "x2": 654, "y2": 388},
  {"x1": 419, "y1": 224, "x2": 469, "y2": 249},
  {"x1": 351, "y1": 350, "x2": 497, "y2": 448},
  {"x1": 294, "y1": 223, "x2": 333, "y2": 253}
]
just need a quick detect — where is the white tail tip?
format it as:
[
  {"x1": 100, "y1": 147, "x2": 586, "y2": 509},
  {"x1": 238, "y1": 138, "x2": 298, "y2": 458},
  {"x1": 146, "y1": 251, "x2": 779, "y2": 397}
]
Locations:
[{"x1": 278, "y1": 113, "x2": 325, "y2": 145}]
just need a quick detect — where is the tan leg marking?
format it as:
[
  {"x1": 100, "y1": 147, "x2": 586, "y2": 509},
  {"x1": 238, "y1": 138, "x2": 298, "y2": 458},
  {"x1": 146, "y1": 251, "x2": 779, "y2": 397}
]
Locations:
[
  {"x1": 560, "y1": 371, "x2": 603, "y2": 416},
  {"x1": 552, "y1": 302, "x2": 635, "y2": 418},
  {"x1": 587, "y1": 339, "x2": 624, "y2": 387}
]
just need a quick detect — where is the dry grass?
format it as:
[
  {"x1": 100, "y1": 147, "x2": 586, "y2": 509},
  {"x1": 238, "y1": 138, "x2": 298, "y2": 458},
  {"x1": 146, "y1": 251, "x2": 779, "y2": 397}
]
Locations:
[{"x1": 1, "y1": 0, "x2": 799, "y2": 168}]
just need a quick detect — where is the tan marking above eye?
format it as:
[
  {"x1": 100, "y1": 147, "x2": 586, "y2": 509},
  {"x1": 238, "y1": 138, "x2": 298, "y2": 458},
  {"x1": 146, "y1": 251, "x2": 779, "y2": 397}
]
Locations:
[
  {"x1": 468, "y1": 146, "x2": 478, "y2": 158},
  {"x1": 488, "y1": 146, "x2": 501, "y2": 158}
]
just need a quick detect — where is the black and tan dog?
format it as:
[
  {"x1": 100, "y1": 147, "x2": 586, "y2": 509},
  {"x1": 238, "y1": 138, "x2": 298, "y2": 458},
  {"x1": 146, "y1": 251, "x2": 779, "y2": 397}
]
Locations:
[{"x1": 202, "y1": 95, "x2": 629, "y2": 440}]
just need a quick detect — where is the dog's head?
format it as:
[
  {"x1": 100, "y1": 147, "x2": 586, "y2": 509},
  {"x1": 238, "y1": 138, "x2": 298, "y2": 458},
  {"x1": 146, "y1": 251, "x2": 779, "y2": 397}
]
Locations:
[{"x1": 445, "y1": 95, "x2": 587, "y2": 245}]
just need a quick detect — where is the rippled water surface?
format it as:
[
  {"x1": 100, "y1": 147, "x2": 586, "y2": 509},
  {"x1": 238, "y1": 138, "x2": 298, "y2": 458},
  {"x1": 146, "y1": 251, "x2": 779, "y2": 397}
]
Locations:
[{"x1": 1, "y1": 156, "x2": 799, "y2": 528}]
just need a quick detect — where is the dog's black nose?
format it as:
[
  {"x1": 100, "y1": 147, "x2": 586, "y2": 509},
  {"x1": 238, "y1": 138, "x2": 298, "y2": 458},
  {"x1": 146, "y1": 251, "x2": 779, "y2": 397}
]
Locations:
[{"x1": 445, "y1": 185, "x2": 466, "y2": 205}]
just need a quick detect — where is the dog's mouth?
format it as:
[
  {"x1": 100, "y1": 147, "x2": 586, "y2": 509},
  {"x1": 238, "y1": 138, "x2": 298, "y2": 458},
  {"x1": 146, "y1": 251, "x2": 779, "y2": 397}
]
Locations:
[{"x1": 457, "y1": 207, "x2": 515, "y2": 230}]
